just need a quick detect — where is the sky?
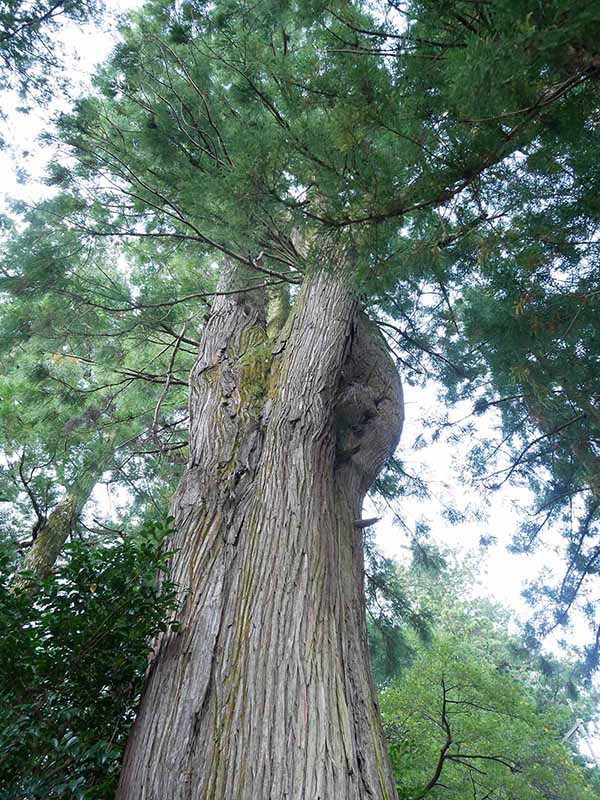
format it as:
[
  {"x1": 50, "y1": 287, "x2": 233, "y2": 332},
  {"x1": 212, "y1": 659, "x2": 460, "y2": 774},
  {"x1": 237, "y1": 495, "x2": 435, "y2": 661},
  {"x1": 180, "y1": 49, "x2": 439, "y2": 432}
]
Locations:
[{"x1": 1, "y1": 0, "x2": 598, "y2": 751}]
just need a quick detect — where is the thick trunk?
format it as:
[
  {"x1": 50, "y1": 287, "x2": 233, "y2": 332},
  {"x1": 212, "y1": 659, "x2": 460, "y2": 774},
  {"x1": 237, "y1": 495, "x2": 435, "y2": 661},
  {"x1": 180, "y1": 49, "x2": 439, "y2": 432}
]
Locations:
[{"x1": 118, "y1": 255, "x2": 404, "y2": 800}]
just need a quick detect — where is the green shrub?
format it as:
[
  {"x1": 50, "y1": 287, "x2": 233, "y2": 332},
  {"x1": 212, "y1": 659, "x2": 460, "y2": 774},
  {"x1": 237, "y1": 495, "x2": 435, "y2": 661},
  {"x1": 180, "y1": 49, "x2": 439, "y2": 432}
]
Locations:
[{"x1": 0, "y1": 517, "x2": 177, "y2": 799}]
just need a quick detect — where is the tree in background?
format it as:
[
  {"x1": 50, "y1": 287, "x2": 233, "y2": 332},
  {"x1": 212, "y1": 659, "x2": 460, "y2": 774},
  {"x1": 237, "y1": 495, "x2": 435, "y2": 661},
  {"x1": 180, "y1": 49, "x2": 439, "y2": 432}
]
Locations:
[
  {"x1": 0, "y1": 196, "x2": 198, "y2": 584},
  {"x1": 382, "y1": 636, "x2": 598, "y2": 800},
  {"x1": 379, "y1": 554, "x2": 600, "y2": 799}
]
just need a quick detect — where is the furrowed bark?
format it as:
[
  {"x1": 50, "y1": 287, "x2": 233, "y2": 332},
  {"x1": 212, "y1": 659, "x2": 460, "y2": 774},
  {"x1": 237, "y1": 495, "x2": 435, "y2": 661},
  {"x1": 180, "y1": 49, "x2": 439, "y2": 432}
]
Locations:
[{"x1": 118, "y1": 251, "x2": 404, "y2": 800}]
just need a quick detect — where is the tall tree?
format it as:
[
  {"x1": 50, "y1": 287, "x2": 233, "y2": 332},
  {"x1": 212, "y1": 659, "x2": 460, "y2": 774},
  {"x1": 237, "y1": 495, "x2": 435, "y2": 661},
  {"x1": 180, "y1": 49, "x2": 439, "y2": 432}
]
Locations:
[{"x1": 9, "y1": 0, "x2": 600, "y2": 796}]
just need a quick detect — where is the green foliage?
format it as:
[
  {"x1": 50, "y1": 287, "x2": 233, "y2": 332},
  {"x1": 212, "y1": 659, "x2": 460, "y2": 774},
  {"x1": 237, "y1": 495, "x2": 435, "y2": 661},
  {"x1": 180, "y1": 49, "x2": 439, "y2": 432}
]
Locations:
[
  {"x1": 0, "y1": 1, "x2": 103, "y2": 101},
  {"x1": 48, "y1": 0, "x2": 599, "y2": 285},
  {"x1": 2, "y1": 0, "x2": 600, "y2": 787},
  {"x1": 0, "y1": 515, "x2": 178, "y2": 799},
  {"x1": 377, "y1": 555, "x2": 600, "y2": 799},
  {"x1": 381, "y1": 637, "x2": 597, "y2": 800},
  {"x1": 366, "y1": 538, "x2": 436, "y2": 687},
  {"x1": 0, "y1": 196, "x2": 194, "y2": 543},
  {"x1": 420, "y1": 50, "x2": 600, "y2": 657}
]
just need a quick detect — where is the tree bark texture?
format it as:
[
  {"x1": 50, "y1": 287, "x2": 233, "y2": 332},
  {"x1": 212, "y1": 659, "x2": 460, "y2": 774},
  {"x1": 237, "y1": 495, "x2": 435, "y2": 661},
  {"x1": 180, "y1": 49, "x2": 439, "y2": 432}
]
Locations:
[{"x1": 117, "y1": 252, "x2": 404, "y2": 800}]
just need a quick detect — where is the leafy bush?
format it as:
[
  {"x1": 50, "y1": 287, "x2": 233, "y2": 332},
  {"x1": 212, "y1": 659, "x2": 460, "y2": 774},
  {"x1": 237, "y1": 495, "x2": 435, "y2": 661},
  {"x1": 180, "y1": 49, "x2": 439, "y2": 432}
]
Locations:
[
  {"x1": 381, "y1": 635, "x2": 597, "y2": 800},
  {"x1": 0, "y1": 517, "x2": 177, "y2": 799}
]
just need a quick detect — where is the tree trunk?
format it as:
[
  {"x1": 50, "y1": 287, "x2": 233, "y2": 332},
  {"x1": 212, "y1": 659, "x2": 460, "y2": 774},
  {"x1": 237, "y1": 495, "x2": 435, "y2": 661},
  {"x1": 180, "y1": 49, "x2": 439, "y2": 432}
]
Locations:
[
  {"x1": 12, "y1": 465, "x2": 105, "y2": 592},
  {"x1": 117, "y1": 251, "x2": 404, "y2": 800},
  {"x1": 12, "y1": 493, "x2": 79, "y2": 591}
]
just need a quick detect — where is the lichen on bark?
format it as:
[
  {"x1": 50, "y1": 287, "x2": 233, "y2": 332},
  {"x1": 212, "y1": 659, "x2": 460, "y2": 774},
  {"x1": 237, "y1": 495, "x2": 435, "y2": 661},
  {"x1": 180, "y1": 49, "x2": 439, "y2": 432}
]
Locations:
[{"x1": 12, "y1": 495, "x2": 77, "y2": 592}]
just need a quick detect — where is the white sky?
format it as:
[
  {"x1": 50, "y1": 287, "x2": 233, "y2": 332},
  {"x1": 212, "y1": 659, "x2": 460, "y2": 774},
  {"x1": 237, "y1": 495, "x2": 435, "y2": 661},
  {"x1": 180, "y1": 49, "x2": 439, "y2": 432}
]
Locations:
[{"x1": 1, "y1": 0, "x2": 598, "y2": 748}]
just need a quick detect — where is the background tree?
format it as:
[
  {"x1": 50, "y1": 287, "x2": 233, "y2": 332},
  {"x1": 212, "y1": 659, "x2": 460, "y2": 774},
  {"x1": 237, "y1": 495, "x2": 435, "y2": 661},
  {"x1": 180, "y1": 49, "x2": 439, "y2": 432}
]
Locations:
[
  {"x1": 0, "y1": 196, "x2": 195, "y2": 583},
  {"x1": 379, "y1": 554, "x2": 600, "y2": 799},
  {"x1": 382, "y1": 636, "x2": 598, "y2": 800}
]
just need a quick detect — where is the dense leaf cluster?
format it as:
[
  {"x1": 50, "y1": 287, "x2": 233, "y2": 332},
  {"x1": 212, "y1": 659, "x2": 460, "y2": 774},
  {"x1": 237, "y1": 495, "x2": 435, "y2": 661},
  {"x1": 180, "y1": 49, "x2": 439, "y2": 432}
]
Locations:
[{"x1": 0, "y1": 516, "x2": 177, "y2": 799}]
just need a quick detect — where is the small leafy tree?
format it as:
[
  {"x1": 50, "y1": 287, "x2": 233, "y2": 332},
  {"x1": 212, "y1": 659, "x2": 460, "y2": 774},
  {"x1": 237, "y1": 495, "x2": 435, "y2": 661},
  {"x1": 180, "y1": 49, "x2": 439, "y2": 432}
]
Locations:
[
  {"x1": 382, "y1": 635, "x2": 598, "y2": 800},
  {"x1": 378, "y1": 555, "x2": 600, "y2": 799}
]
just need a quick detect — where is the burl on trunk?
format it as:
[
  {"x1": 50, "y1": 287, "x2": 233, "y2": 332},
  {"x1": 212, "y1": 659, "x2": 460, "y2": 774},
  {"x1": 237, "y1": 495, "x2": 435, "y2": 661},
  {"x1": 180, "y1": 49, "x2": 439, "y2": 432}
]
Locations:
[{"x1": 117, "y1": 249, "x2": 404, "y2": 800}]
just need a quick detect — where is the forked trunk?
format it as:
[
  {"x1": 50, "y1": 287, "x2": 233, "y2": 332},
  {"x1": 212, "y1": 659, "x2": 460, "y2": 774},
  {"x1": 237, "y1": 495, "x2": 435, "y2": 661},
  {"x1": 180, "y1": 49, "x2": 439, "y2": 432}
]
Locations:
[{"x1": 117, "y1": 252, "x2": 404, "y2": 799}]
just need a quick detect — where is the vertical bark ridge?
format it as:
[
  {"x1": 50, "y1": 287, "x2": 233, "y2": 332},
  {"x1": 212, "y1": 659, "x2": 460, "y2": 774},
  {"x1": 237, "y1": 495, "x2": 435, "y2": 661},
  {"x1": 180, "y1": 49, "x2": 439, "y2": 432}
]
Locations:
[
  {"x1": 117, "y1": 266, "x2": 268, "y2": 799},
  {"x1": 331, "y1": 314, "x2": 404, "y2": 797},
  {"x1": 266, "y1": 282, "x2": 291, "y2": 342},
  {"x1": 192, "y1": 269, "x2": 361, "y2": 799}
]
